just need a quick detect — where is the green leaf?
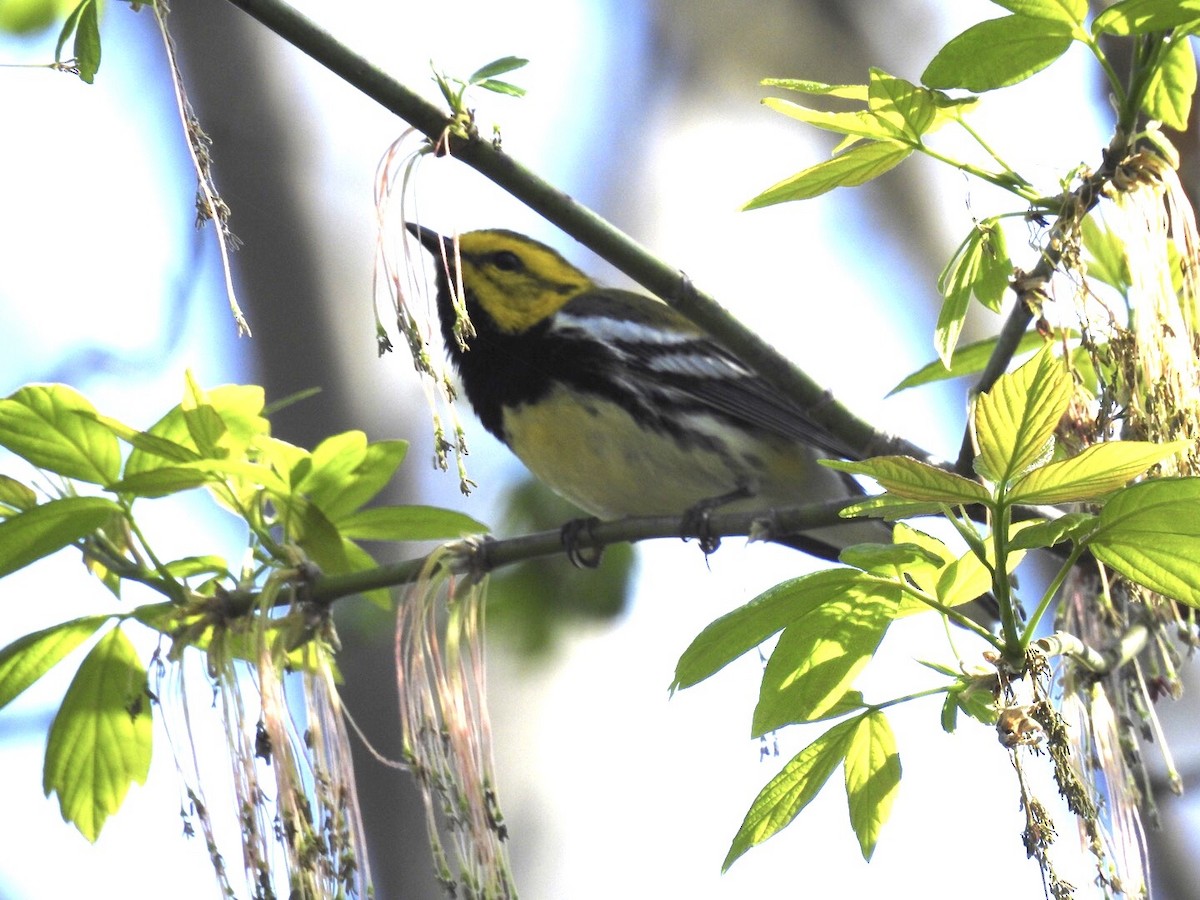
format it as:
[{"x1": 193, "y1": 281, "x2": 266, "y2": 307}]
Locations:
[
  {"x1": 1093, "y1": 0, "x2": 1200, "y2": 35},
  {"x1": 838, "y1": 541, "x2": 943, "y2": 577},
  {"x1": 824, "y1": 457, "x2": 990, "y2": 504},
  {"x1": 303, "y1": 437, "x2": 409, "y2": 524},
  {"x1": 162, "y1": 555, "x2": 229, "y2": 580},
  {"x1": 922, "y1": 16, "x2": 1074, "y2": 92},
  {"x1": 1080, "y1": 210, "x2": 1132, "y2": 291},
  {"x1": 125, "y1": 383, "x2": 267, "y2": 476},
  {"x1": 0, "y1": 474, "x2": 38, "y2": 514},
  {"x1": 760, "y1": 97, "x2": 894, "y2": 142},
  {"x1": 1008, "y1": 511, "x2": 1098, "y2": 550},
  {"x1": 73, "y1": 0, "x2": 99, "y2": 83},
  {"x1": 973, "y1": 345, "x2": 1071, "y2": 486},
  {"x1": 43, "y1": 626, "x2": 152, "y2": 841},
  {"x1": 0, "y1": 615, "x2": 110, "y2": 709},
  {"x1": 672, "y1": 569, "x2": 864, "y2": 691},
  {"x1": 744, "y1": 140, "x2": 912, "y2": 209},
  {"x1": 476, "y1": 79, "x2": 526, "y2": 97},
  {"x1": 1088, "y1": 478, "x2": 1200, "y2": 606},
  {"x1": 889, "y1": 523, "x2": 956, "y2": 596},
  {"x1": 54, "y1": 0, "x2": 86, "y2": 62},
  {"x1": 753, "y1": 579, "x2": 903, "y2": 732},
  {"x1": 838, "y1": 494, "x2": 944, "y2": 520},
  {"x1": 1142, "y1": 34, "x2": 1196, "y2": 131},
  {"x1": 723, "y1": 717, "x2": 859, "y2": 871},
  {"x1": 469, "y1": 56, "x2": 528, "y2": 83},
  {"x1": 760, "y1": 78, "x2": 868, "y2": 100},
  {"x1": 0, "y1": 385, "x2": 120, "y2": 485},
  {"x1": 935, "y1": 220, "x2": 1012, "y2": 364},
  {"x1": 85, "y1": 412, "x2": 202, "y2": 465},
  {"x1": 888, "y1": 331, "x2": 1048, "y2": 395},
  {"x1": 0, "y1": 496, "x2": 121, "y2": 579},
  {"x1": 844, "y1": 711, "x2": 901, "y2": 861},
  {"x1": 107, "y1": 466, "x2": 222, "y2": 498},
  {"x1": 1010, "y1": 440, "x2": 1187, "y2": 504},
  {"x1": 935, "y1": 550, "x2": 993, "y2": 610},
  {"x1": 337, "y1": 505, "x2": 488, "y2": 541},
  {"x1": 993, "y1": 0, "x2": 1087, "y2": 24},
  {"x1": 867, "y1": 70, "x2": 937, "y2": 141}
]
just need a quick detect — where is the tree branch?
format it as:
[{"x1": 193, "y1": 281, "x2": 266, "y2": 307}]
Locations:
[
  {"x1": 302, "y1": 497, "x2": 861, "y2": 608},
  {"x1": 219, "y1": 0, "x2": 928, "y2": 464}
]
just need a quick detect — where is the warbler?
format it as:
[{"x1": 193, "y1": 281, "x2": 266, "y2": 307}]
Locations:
[{"x1": 406, "y1": 223, "x2": 870, "y2": 554}]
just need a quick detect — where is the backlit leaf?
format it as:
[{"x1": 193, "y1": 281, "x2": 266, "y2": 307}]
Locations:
[{"x1": 43, "y1": 627, "x2": 152, "y2": 841}]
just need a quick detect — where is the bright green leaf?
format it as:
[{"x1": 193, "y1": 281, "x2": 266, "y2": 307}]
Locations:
[
  {"x1": 824, "y1": 456, "x2": 991, "y2": 504},
  {"x1": 867, "y1": 69, "x2": 937, "y2": 141},
  {"x1": 337, "y1": 505, "x2": 488, "y2": 541},
  {"x1": 753, "y1": 579, "x2": 903, "y2": 733},
  {"x1": 888, "y1": 523, "x2": 955, "y2": 596},
  {"x1": 759, "y1": 97, "x2": 895, "y2": 142},
  {"x1": 0, "y1": 384, "x2": 120, "y2": 485},
  {"x1": 922, "y1": 16, "x2": 1074, "y2": 92},
  {"x1": 1093, "y1": 0, "x2": 1200, "y2": 35},
  {"x1": 671, "y1": 569, "x2": 864, "y2": 691},
  {"x1": 744, "y1": 140, "x2": 912, "y2": 209},
  {"x1": 936, "y1": 538, "x2": 1025, "y2": 609},
  {"x1": 43, "y1": 627, "x2": 152, "y2": 841},
  {"x1": 0, "y1": 474, "x2": 37, "y2": 514},
  {"x1": 1081, "y1": 211, "x2": 1132, "y2": 291},
  {"x1": 838, "y1": 494, "x2": 944, "y2": 520},
  {"x1": 162, "y1": 555, "x2": 229, "y2": 580},
  {"x1": 844, "y1": 710, "x2": 901, "y2": 861},
  {"x1": 761, "y1": 78, "x2": 868, "y2": 100},
  {"x1": 1142, "y1": 34, "x2": 1196, "y2": 131},
  {"x1": 993, "y1": 0, "x2": 1087, "y2": 24},
  {"x1": 107, "y1": 466, "x2": 222, "y2": 498},
  {"x1": 723, "y1": 717, "x2": 858, "y2": 871},
  {"x1": 476, "y1": 79, "x2": 526, "y2": 97},
  {"x1": 1088, "y1": 478, "x2": 1200, "y2": 606},
  {"x1": 125, "y1": 384, "x2": 267, "y2": 476},
  {"x1": 73, "y1": 0, "x2": 99, "y2": 83},
  {"x1": 54, "y1": 0, "x2": 85, "y2": 62},
  {"x1": 838, "y1": 541, "x2": 943, "y2": 577},
  {"x1": 1010, "y1": 439, "x2": 1187, "y2": 504},
  {"x1": 85, "y1": 412, "x2": 202, "y2": 466},
  {"x1": 315, "y1": 439, "x2": 409, "y2": 523},
  {"x1": 974, "y1": 345, "x2": 1072, "y2": 486},
  {"x1": 298, "y1": 429, "x2": 368, "y2": 496},
  {"x1": 935, "y1": 220, "x2": 1013, "y2": 364},
  {"x1": 1008, "y1": 511, "x2": 1098, "y2": 550},
  {"x1": 0, "y1": 496, "x2": 121, "y2": 579},
  {"x1": 469, "y1": 55, "x2": 528, "y2": 82},
  {"x1": 0, "y1": 615, "x2": 109, "y2": 709},
  {"x1": 888, "y1": 331, "x2": 1049, "y2": 395}
]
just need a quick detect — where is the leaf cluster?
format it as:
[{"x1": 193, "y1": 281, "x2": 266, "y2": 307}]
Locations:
[
  {"x1": 749, "y1": 0, "x2": 1199, "y2": 371},
  {"x1": 0, "y1": 375, "x2": 484, "y2": 840},
  {"x1": 673, "y1": 346, "x2": 1197, "y2": 866}
]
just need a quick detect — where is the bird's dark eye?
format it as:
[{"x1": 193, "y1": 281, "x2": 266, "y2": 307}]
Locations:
[{"x1": 492, "y1": 250, "x2": 523, "y2": 272}]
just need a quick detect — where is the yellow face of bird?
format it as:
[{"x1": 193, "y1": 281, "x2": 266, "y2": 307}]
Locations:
[{"x1": 457, "y1": 230, "x2": 595, "y2": 334}]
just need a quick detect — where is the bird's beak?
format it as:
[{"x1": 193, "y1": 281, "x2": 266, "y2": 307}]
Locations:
[{"x1": 405, "y1": 221, "x2": 451, "y2": 256}]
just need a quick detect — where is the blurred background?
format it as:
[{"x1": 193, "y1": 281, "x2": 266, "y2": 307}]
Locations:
[{"x1": 1, "y1": 1, "x2": 1198, "y2": 897}]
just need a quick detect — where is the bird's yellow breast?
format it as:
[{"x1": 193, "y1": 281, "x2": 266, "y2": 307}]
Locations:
[{"x1": 500, "y1": 385, "x2": 828, "y2": 520}]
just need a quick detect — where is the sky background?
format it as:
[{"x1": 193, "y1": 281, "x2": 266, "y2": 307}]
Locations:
[{"x1": 1, "y1": 2, "x2": 1197, "y2": 898}]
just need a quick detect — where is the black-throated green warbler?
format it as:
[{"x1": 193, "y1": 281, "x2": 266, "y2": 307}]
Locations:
[{"x1": 407, "y1": 223, "x2": 868, "y2": 553}]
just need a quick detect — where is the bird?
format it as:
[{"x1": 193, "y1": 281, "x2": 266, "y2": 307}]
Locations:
[{"x1": 405, "y1": 223, "x2": 876, "y2": 558}]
